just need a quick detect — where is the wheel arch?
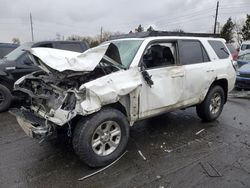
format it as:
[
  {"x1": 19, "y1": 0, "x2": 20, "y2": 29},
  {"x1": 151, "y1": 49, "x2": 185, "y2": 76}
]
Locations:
[{"x1": 210, "y1": 78, "x2": 228, "y2": 103}]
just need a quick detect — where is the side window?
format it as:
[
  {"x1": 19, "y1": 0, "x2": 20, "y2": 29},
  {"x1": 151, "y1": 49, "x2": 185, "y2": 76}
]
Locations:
[
  {"x1": 54, "y1": 42, "x2": 83, "y2": 52},
  {"x1": 179, "y1": 40, "x2": 209, "y2": 65},
  {"x1": 208, "y1": 40, "x2": 229, "y2": 59},
  {"x1": 143, "y1": 42, "x2": 176, "y2": 69},
  {"x1": 0, "y1": 47, "x2": 16, "y2": 58}
]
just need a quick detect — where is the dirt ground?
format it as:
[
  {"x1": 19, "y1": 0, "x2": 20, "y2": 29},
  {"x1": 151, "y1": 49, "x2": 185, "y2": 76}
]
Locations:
[{"x1": 1, "y1": 95, "x2": 250, "y2": 188}]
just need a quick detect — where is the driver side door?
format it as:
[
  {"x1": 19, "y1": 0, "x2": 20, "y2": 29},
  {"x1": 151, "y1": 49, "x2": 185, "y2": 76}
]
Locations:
[{"x1": 139, "y1": 40, "x2": 185, "y2": 119}]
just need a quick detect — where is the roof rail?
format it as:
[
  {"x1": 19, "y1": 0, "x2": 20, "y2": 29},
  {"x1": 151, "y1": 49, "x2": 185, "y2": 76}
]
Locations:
[{"x1": 109, "y1": 31, "x2": 220, "y2": 40}]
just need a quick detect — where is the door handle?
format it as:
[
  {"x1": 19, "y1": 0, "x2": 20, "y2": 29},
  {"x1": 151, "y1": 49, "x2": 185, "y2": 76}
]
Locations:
[
  {"x1": 206, "y1": 69, "x2": 214, "y2": 72},
  {"x1": 171, "y1": 73, "x2": 184, "y2": 78}
]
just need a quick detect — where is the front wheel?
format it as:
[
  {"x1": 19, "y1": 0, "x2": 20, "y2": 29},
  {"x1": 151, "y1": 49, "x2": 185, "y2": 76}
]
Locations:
[
  {"x1": 196, "y1": 86, "x2": 225, "y2": 122},
  {"x1": 73, "y1": 108, "x2": 129, "y2": 167},
  {"x1": 0, "y1": 84, "x2": 12, "y2": 112}
]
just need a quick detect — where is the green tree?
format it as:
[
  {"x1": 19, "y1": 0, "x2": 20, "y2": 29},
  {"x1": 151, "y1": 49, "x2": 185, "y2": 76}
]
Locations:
[
  {"x1": 220, "y1": 17, "x2": 235, "y2": 43},
  {"x1": 242, "y1": 14, "x2": 250, "y2": 41}
]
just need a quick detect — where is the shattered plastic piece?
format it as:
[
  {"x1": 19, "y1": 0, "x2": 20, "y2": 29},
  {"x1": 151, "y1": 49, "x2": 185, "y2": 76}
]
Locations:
[
  {"x1": 138, "y1": 150, "x2": 147, "y2": 161},
  {"x1": 156, "y1": 175, "x2": 161, "y2": 179},
  {"x1": 165, "y1": 149, "x2": 173, "y2": 153},
  {"x1": 78, "y1": 151, "x2": 128, "y2": 181},
  {"x1": 195, "y1": 129, "x2": 205, "y2": 135}
]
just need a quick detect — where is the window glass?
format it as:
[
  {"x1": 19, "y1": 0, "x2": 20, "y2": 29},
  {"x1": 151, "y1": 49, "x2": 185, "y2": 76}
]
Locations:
[
  {"x1": 5, "y1": 42, "x2": 33, "y2": 61},
  {"x1": 179, "y1": 40, "x2": 205, "y2": 64},
  {"x1": 111, "y1": 40, "x2": 143, "y2": 67},
  {"x1": 202, "y1": 46, "x2": 210, "y2": 62},
  {"x1": 208, "y1": 40, "x2": 229, "y2": 59},
  {"x1": 0, "y1": 47, "x2": 16, "y2": 58},
  {"x1": 241, "y1": 44, "x2": 250, "y2": 51},
  {"x1": 142, "y1": 42, "x2": 176, "y2": 68}
]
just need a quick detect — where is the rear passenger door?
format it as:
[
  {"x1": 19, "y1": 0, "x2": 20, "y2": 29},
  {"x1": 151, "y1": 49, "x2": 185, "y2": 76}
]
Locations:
[{"x1": 178, "y1": 39, "x2": 213, "y2": 103}]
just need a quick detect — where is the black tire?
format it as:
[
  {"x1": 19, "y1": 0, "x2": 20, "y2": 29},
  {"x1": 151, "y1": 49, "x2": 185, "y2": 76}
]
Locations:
[
  {"x1": 196, "y1": 85, "x2": 225, "y2": 122},
  {"x1": 72, "y1": 108, "x2": 129, "y2": 167},
  {"x1": 0, "y1": 84, "x2": 12, "y2": 112}
]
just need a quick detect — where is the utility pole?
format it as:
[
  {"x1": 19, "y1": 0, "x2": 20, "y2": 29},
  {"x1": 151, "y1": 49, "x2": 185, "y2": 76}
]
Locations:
[
  {"x1": 100, "y1": 26, "x2": 103, "y2": 42},
  {"x1": 213, "y1": 1, "x2": 219, "y2": 34},
  {"x1": 30, "y1": 13, "x2": 34, "y2": 41}
]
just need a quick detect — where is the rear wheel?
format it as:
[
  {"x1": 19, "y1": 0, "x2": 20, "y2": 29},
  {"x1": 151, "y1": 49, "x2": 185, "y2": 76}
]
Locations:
[
  {"x1": 196, "y1": 85, "x2": 225, "y2": 122},
  {"x1": 73, "y1": 108, "x2": 129, "y2": 167},
  {"x1": 0, "y1": 84, "x2": 12, "y2": 112}
]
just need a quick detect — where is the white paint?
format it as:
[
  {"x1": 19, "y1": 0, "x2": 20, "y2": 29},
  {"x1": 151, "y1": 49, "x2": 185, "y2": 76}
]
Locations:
[{"x1": 30, "y1": 43, "x2": 110, "y2": 72}]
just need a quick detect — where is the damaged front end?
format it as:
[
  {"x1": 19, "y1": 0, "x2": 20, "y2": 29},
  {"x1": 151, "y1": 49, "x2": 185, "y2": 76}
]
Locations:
[{"x1": 10, "y1": 43, "x2": 126, "y2": 138}]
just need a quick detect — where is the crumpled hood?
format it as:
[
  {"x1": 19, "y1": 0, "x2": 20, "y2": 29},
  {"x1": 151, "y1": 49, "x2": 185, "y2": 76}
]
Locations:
[{"x1": 30, "y1": 43, "x2": 122, "y2": 73}]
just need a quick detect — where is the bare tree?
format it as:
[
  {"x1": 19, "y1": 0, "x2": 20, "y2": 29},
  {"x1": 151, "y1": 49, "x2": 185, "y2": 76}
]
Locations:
[
  {"x1": 234, "y1": 18, "x2": 244, "y2": 46},
  {"x1": 12, "y1": 37, "x2": 20, "y2": 45}
]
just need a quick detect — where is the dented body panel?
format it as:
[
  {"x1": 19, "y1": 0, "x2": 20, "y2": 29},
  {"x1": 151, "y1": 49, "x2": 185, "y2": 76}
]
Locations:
[{"x1": 12, "y1": 36, "x2": 236, "y2": 138}]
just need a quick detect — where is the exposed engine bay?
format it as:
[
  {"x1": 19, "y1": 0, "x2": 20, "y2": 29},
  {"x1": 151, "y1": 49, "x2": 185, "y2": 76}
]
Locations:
[{"x1": 15, "y1": 61, "x2": 120, "y2": 115}]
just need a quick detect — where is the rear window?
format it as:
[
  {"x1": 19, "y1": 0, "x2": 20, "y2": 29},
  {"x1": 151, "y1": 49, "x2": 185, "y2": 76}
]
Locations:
[
  {"x1": 208, "y1": 40, "x2": 229, "y2": 59},
  {"x1": 241, "y1": 44, "x2": 250, "y2": 51}
]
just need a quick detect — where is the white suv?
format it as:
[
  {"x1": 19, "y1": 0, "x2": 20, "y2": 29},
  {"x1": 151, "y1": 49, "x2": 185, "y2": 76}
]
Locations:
[{"x1": 11, "y1": 36, "x2": 236, "y2": 167}]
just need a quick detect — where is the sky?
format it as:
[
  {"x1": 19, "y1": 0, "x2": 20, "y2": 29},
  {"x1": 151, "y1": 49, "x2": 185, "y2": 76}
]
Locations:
[{"x1": 0, "y1": 0, "x2": 249, "y2": 43}]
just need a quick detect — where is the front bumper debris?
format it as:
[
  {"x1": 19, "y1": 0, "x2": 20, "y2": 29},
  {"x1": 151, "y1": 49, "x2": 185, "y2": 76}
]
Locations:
[{"x1": 9, "y1": 108, "x2": 52, "y2": 138}]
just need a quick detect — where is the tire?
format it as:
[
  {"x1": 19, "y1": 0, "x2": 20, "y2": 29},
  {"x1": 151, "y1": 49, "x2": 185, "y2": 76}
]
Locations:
[
  {"x1": 72, "y1": 108, "x2": 129, "y2": 167},
  {"x1": 0, "y1": 84, "x2": 12, "y2": 112},
  {"x1": 196, "y1": 85, "x2": 225, "y2": 122}
]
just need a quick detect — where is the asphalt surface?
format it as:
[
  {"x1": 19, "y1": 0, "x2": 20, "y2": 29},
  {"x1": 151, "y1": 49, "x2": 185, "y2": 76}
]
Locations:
[{"x1": 1, "y1": 95, "x2": 250, "y2": 188}]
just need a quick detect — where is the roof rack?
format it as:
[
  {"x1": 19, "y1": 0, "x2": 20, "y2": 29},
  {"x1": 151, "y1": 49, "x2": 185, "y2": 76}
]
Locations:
[{"x1": 109, "y1": 31, "x2": 220, "y2": 40}]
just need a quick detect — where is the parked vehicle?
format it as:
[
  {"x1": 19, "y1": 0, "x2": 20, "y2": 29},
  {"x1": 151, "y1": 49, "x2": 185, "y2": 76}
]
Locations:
[
  {"x1": 10, "y1": 35, "x2": 236, "y2": 167},
  {"x1": 0, "y1": 43, "x2": 19, "y2": 58},
  {"x1": 236, "y1": 61, "x2": 250, "y2": 90},
  {"x1": 226, "y1": 43, "x2": 238, "y2": 61},
  {"x1": 239, "y1": 40, "x2": 250, "y2": 56},
  {"x1": 237, "y1": 50, "x2": 250, "y2": 68},
  {"x1": 0, "y1": 40, "x2": 89, "y2": 112}
]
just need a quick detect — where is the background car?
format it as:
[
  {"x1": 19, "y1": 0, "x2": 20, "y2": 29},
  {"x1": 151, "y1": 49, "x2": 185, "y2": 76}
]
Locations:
[
  {"x1": 0, "y1": 40, "x2": 89, "y2": 112},
  {"x1": 239, "y1": 40, "x2": 250, "y2": 56},
  {"x1": 236, "y1": 63, "x2": 250, "y2": 90},
  {"x1": 0, "y1": 43, "x2": 19, "y2": 58},
  {"x1": 237, "y1": 50, "x2": 250, "y2": 68}
]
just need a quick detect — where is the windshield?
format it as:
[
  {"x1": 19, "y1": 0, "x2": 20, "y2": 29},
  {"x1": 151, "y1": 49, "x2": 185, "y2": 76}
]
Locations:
[
  {"x1": 107, "y1": 40, "x2": 143, "y2": 68},
  {"x1": 5, "y1": 42, "x2": 33, "y2": 61}
]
